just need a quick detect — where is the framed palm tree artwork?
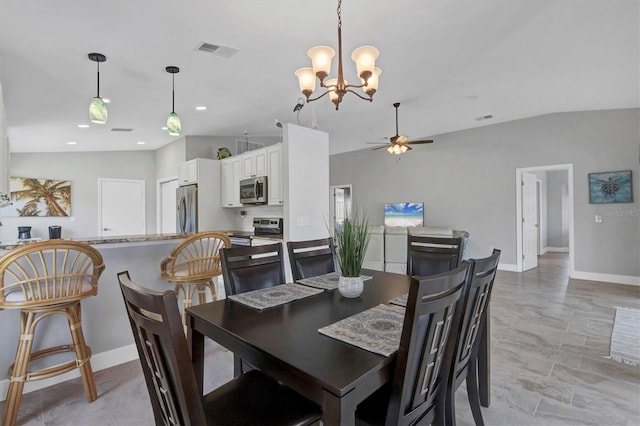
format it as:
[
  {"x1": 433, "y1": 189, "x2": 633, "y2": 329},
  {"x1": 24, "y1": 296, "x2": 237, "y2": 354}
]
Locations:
[{"x1": 0, "y1": 177, "x2": 71, "y2": 216}]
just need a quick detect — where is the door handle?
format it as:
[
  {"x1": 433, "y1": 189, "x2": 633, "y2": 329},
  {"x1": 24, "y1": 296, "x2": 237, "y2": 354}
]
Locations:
[{"x1": 103, "y1": 227, "x2": 111, "y2": 231}]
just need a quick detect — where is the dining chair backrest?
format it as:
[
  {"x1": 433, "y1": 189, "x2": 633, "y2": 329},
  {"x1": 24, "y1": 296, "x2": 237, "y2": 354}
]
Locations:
[
  {"x1": 385, "y1": 263, "x2": 468, "y2": 426},
  {"x1": 117, "y1": 271, "x2": 207, "y2": 426},
  {"x1": 220, "y1": 243, "x2": 286, "y2": 295},
  {"x1": 406, "y1": 235, "x2": 464, "y2": 277},
  {"x1": 443, "y1": 249, "x2": 501, "y2": 426},
  {"x1": 287, "y1": 237, "x2": 337, "y2": 281}
]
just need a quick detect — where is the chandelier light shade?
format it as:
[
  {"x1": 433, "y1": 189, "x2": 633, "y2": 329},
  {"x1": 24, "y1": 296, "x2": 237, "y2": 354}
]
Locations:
[
  {"x1": 295, "y1": 0, "x2": 381, "y2": 110},
  {"x1": 88, "y1": 53, "x2": 108, "y2": 124},
  {"x1": 165, "y1": 66, "x2": 181, "y2": 136}
]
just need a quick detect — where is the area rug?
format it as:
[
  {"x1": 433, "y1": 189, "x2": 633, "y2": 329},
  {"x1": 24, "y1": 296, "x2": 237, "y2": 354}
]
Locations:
[{"x1": 608, "y1": 307, "x2": 640, "y2": 366}]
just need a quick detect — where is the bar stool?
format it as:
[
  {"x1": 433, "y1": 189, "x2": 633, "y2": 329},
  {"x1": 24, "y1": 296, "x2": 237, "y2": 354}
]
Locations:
[
  {"x1": 160, "y1": 231, "x2": 230, "y2": 330},
  {"x1": 0, "y1": 240, "x2": 105, "y2": 426}
]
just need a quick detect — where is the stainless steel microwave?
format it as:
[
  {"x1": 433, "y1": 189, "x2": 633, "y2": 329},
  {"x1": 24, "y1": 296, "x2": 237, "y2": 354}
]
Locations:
[{"x1": 240, "y1": 176, "x2": 268, "y2": 204}]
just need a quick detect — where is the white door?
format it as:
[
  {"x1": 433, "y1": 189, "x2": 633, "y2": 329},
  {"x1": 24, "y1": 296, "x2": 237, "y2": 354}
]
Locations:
[
  {"x1": 99, "y1": 178, "x2": 145, "y2": 236},
  {"x1": 522, "y1": 172, "x2": 538, "y2": 271},
  {"x1": 159, "y1": 178, "x2": 178, "y2": 233}
]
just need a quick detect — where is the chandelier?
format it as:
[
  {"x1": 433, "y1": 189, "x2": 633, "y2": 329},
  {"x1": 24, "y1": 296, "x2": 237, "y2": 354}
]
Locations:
[{"x1": 295, "y1": 0, "x2": 381, "y2": 110}]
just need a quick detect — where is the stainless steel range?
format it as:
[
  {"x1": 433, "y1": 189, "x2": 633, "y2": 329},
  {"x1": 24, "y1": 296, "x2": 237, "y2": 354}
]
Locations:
[{"x1": 253, "y1": 217, "x2": 283, "y2": 236}]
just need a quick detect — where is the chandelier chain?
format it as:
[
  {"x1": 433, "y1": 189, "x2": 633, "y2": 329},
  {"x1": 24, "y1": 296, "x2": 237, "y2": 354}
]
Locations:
[{"x1": 337, "y1": 0, "x2": 342, "y2": 30}]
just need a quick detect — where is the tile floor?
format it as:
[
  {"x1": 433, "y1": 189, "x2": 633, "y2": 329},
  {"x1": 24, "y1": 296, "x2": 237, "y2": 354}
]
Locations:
[{"x1": 2, "y1": 253, "x2": 639, "y2": 425}]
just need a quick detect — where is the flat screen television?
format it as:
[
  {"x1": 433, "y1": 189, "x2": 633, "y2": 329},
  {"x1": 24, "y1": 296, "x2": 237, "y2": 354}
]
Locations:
[{"x1": 384, "y1": 203, "x2": 424, "y2": 227}]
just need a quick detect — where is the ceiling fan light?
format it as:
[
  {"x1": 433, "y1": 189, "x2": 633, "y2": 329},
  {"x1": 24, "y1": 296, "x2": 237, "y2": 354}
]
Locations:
[
  {"x1": 387, "y1": 145, "x2": 394, "y2": 154},
  {"x1": 393, "y1": 144, "x2": 403, "y2": 154},
  {"x1": 167, "y1": 112, "x2": 181, "y2": 136},
  {"x1": 295, "y1": 67, "x2": 316, "y2": 95},
  {"x1": 89, "y1": 97, "x2": 108, "y2": 124},
  {"x1": 400, "y1": 144, "x2": 409, "y2": 153},
  {"x1": 351, "y1": 46, "x2": 379, "y2": 79},
  {"x1": 307, "y1": 46, "x2": 335, "y2": 79},
  {"x1": 363, "y1": 67, "x2": 382, "y2": 97}
]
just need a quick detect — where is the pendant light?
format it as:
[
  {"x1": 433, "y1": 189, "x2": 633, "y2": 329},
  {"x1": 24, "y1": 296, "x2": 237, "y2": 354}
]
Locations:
[
  {"x1": 88, "y1": 53, "x2": 108, "y2": 124},
  {"x1": 165, "y1": 66, "x2": 181, "y2": 136}
]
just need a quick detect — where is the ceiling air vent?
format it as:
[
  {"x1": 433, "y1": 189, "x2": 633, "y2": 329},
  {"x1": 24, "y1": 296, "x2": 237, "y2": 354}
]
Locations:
[
  {"x1": 195, "y1": 42, "x2": 239, "y2": 58},
  {"x1": 475, "y1": 114, "x2": 493, "y2": 121},
  {"x1": 111, "y1": 128, "x2": 133, "y2": 132}
]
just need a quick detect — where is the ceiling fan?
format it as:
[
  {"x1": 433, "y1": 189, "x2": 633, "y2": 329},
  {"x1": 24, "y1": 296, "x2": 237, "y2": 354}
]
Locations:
[{"x1": 368, "y1": 102, "x2": 433, "y2": 154}]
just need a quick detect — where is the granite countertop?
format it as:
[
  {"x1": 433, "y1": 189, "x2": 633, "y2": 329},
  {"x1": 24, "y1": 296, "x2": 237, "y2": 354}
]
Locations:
[
  {"x1": 0, "y1": 231, "x2": 284, "y2": 251},
  {"x1": 0, "y1": 233, "x2": 188, "y2": 251}
]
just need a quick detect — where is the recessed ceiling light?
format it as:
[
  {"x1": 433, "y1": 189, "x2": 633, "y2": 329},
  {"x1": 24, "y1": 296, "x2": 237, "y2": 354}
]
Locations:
[
  {"x1": 465, "y1": 95, "x2": 478, "y2": 101},
  {"x1": 136, "y1": 141, "x2": 145, "y2": 145},
  {"x1": 161, "y1": 126, "x2": 168, "y2": 130},
  {"x1": 103, "y1": 98, "x2": 111, "y2": 103},
  {"x1": 77, "y1": 124, "x2": 90, "y2": 128},
  {"x1": 67, "y1": 141, "x2": 77, "y2": 145},
  {"x1": 195, "y1": 106, "x2": 207, "y2": 111}
]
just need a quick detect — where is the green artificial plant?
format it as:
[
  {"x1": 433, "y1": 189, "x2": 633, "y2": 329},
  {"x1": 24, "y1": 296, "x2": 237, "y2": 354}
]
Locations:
[{"x1": 332, "y1": 210, "x2": 371, "y2": 278}]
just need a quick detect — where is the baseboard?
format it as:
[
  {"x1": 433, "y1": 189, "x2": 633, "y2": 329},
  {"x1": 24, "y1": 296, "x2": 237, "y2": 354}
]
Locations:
[
  {"x1": 545, "y1": 246, "x2": 569, "y2": 253},
  {"x1": 0, "y1": 344, "x2": 139, "y2": 402},
  {"x1": 498, "y1": 263, "x2": 518, "y2": 272},
  {"x1": 571, "y1": 270, "x2": 640, "y2": 286}
]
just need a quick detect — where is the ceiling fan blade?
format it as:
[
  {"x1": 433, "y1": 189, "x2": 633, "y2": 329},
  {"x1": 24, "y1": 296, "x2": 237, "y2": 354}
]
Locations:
[
  {"x1": 406, "y1": 139, "x2": 434, "y2": 145},
  {"x1": 405, "y1": 145, "x2": 413, "y2": 151},
  {"x1": 396, "y1": 135, "x2": 409, "y2": 144},
  {"x1": 365, "y1": 142, "x2": 388, "y2": 145}
]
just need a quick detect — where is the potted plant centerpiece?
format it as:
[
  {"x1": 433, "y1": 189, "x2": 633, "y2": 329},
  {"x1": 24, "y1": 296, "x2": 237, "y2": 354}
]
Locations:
[{"x1": 332, "y1": 210, "x2": 371, "y2": 298}]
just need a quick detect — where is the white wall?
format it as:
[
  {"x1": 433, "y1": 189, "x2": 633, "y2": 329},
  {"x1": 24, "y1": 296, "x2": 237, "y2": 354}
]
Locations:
[
  {"x1": 283, "y1": 123, "x2": 330, "y2": 242},
  {"x1": 547, "y1": 170, "x2": 569, "y2": 248},
  {"x1": 0, "y1": 82, "x2": 8, "y2": 195},
  {"x1": 0, "y1": 151, "x2": 157, "y2": 242},
  {"x1": 330, "y1": 109, "x2": 640, "y2": 280}
]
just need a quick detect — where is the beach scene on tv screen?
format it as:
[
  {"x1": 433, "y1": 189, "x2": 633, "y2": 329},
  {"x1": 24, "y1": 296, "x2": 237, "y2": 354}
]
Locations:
[{"x1": 384, "y1": 203, "x2": 424, "y2": 227}]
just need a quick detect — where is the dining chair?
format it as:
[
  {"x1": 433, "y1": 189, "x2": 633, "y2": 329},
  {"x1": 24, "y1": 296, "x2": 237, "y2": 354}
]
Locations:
[
  {"x1": 0, "y1": 241, "x2": 105, "y2": 426},
  {"x1": 117, "y1": 271, "x2": 321, "y2": 426},
  {"x1": 287, "y1": 237, "x2": 337, "y2": 281},
  {"x1": 443, "y1": 249, "x2": 501, "y2": 426},
  {"x1": 356, "y1": 264, "x2": 469, "y2": 426},
  {"x1": 406, "y1": 234, "x2": 464, "y2": 277},
  {"x1": 220, "y1": 242, "x2": 285, "y2": 296},
  {"x1": 160, "y1": 231, "x2": 230, "y2": 331}
]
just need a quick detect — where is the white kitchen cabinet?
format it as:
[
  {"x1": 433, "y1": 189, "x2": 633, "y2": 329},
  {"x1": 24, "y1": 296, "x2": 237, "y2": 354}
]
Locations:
[
  {"x1": 220, "y1": 157, "x2": 242, "y2": 208},
  {"x1": 178, "y1": 159, "x2": 199, "y2": 185},
  {"x1": 267, "y1": 144, "x2": 283, "y2": 205},
  {"x1": 241, "y1": 148, "x2": 267, "y2": 179}
]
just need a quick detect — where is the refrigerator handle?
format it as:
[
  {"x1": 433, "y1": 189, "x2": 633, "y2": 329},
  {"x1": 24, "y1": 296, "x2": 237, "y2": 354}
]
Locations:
[{"x1": 178, "y1": 196, "x2": 187, "y2": 233}]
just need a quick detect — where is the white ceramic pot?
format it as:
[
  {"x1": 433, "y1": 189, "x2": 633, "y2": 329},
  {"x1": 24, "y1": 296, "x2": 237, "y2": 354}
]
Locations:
[{"x1": 338, "y1": 275, "x2": 364, "y2": 298}]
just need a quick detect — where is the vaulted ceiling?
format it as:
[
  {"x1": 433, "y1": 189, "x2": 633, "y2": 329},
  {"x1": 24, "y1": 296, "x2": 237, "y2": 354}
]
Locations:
[{"x1": 0, "y1": 0, "x2": 637, "y2": 155}]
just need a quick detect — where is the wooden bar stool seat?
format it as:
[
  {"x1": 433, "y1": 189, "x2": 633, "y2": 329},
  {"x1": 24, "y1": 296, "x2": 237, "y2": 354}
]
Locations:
[
  {"x1": 0, "y1": 240, "x2": 104, "y2": 426},
  {"x1": 160, "y1": 231, "x2": 230, "y2": 330}
]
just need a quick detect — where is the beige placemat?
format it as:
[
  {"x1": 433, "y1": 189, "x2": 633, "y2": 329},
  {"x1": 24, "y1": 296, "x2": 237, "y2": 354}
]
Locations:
[
  {"x1": 228, "y1": 283, "x2": 322, "y2": 310},
  {"x1": 297, "y1": 272, "x2": 373, "y2": 291},
  {"x1": 318, "y1": 303, "x2": 405, "y2": 356}
]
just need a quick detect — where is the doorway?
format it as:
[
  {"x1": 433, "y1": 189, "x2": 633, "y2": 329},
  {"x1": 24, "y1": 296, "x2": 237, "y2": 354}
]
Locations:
[
  {"x1": 329, "y1": 184, "x2": 352, "y2": 235},
  {"x1": 98, "y1": 178, "x2": 145, "y2": 237},
  {"x1": 157, "y1": 177, "x2": 178, "y2": 234},
  {"x1": 515, "y1": 164, "x2": 574, "y2": 274}
]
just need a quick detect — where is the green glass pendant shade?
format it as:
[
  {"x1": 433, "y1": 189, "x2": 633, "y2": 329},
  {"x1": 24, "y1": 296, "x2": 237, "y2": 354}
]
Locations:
[
  {"x1": 89, "y1": 97, "x2": 108, "y2": 124},
  {"x1": 167, "y1": 112, "x2": 181, "y2": 136}
]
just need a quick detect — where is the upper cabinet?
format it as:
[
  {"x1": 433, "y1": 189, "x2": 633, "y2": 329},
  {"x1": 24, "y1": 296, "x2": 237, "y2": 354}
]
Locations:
[
  {"x1": 178, "y1": 159, "x2": 199, "y2": 185},
  {"x1": 241, "y1": 147, "x2": 267, "y2": 179},
  {"x1": 267, "y1": 144, "x2": 283, "y2": 205},
  {"x1": 221, "y1": 156, "x2": 242, "y2": 208}
]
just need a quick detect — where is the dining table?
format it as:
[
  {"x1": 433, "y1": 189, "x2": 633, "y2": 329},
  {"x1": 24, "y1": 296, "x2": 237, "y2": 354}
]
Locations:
[{"x1": 186, "y1": 268, "x2": 490, "y2": 426}]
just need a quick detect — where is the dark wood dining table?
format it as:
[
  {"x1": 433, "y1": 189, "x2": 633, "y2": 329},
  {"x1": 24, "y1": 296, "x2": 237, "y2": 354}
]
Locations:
[{"x1": 186, "y1": 269, "x2": 490, "y2": 426}]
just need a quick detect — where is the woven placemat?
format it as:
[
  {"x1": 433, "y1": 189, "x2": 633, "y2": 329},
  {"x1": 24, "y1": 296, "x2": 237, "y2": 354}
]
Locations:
[
  {"x1": 318, "y1": 303, "x2": 405, "y2": 356},
  {"x1": 228, "y1": 283, "x2": 322, "y2": 310}
]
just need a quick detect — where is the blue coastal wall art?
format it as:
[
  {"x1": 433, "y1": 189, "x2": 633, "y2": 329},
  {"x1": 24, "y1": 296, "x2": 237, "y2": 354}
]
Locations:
[
  {"x1": 384, "y1": 203, "x2": 424, "y2": 227},
  {"x1": 588, "y1": 170, "x2": 633, "y2": 204}
]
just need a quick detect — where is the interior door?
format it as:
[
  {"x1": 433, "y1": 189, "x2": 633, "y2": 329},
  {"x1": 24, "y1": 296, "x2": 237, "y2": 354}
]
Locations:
[
  {"x1": 99, "y1": 178, "x2": 145, "y2": 237},
  {"x1": 522, "y1": 172, "x2": 539, "y2": 271},
  {"x1": 160, "y1": 178, "x2": 178, "y2": 233}
]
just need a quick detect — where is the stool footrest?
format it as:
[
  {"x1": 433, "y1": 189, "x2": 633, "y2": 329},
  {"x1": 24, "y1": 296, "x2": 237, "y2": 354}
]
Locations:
[{"x1": 8, "y1": 344, "x2": 93, "y2": 382}]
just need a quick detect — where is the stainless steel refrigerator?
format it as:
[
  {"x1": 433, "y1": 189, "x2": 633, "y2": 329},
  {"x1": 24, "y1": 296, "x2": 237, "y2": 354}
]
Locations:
[{"x1": 176, "y1": 184, "x2": 198, "y2": 233}]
